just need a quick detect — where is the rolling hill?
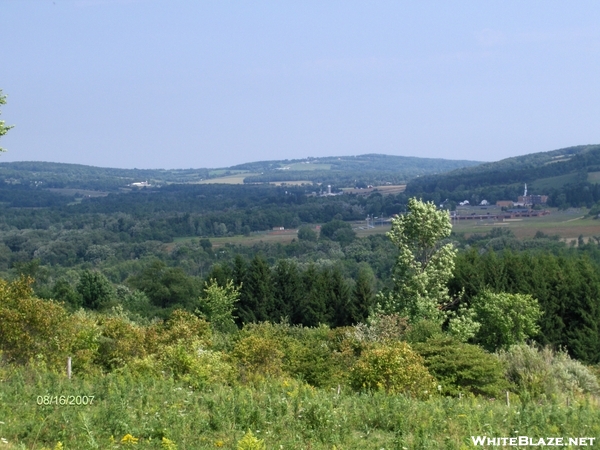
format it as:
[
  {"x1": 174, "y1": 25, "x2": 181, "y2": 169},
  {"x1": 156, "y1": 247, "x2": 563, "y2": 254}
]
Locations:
[{"x1": 405, "y1": 144, "x2": 600, "y2": 207}]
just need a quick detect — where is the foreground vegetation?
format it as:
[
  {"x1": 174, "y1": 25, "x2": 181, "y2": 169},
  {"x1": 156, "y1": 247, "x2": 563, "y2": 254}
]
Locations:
[{"x1": 2, "y1": 365, "x2": 599, "y2": 449}]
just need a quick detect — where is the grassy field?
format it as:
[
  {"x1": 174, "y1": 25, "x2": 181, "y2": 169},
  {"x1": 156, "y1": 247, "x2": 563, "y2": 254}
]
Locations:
[
  {"x1": 47, "y1": 188, "x2": 109, "y2": 197},
  {"x1": 196, "y1": 173, "x2": 258, "y2": 184},
  {"x1": 343, "y1": 185, "x2": 406, "y2": 196},
  {"x1": 269, "y1": 180, "x2": 314, "y2": 186},
  {"x1": 208, "y1": 169, "x2": 249, "y2": 177},
  {"x1": 530, "y1": 173, "x2": 579, "y2": 191},
  {"x1": 285, "y1": 162, "x2": 331, "y2": 171},
  {"x1": 452, "y1": 207, "x2": 600, "y2": 241},
  {"x1": 1, "y1": 366, "x2": 598, "y2": 450},
  {"x1": 169, "y1": 207, "x2": 600, "y2": 249},
  {"x1": 588, "y1": 171, "x2": 600, "y2": 183}
]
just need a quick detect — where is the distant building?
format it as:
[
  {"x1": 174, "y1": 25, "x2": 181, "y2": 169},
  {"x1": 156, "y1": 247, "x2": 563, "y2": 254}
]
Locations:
[
  {"x1": 518, "y1": 195, "x2": 548, "y2": 205},
  {"x1": 131, "y1": 181, "x2": 151, "y2": 187},
  {"x1": 272, "y1": 227, "x2": 285, "y2": 231},
  {"x1": 496, "y1": 201, "x2": 514, "y2": 208}
]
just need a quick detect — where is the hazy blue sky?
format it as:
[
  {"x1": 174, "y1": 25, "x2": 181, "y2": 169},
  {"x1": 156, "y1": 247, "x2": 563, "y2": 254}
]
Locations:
[{"x1": 2, "y1": 1, "x2": 600, "y2": 169}]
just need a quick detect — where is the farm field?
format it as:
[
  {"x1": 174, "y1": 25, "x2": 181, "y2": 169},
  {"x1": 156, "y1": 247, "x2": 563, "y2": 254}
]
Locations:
[
  {"x1": 342, "y1": 185, "x2": 406, "y2": 196},
  {"x1": 452, "y1": 207, "x2": 600, "y2": 241},
  {"x1": 180, "y1": 208, "x2": 600, "y2": 249},
  {"x1": 196, "y1": 173, "x2": 258, "y2": 184}
]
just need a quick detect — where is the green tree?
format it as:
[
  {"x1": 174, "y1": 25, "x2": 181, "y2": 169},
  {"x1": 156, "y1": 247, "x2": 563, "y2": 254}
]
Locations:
[
  {"x1": 272, "y1": 260, "x2": 302, "y2": 321},
  {"x1": 378, "y1": 198, "x2": 456, "y2": 324},
  {"x1": 197, "y1": 278, "x2": 240, "y2": 332},
  {"x1": 471, "y1": 291, "x2": 541, "y2": 351},
  {"x1": 128, "y1": 260, "x2": 199, "y2": 310},
  {"x1": 352, "y1": 265, "x2": 375, "y2": 323},
  {"x1": 297, "y1": 264, "x2": 328, "y2": 326},
  {"x1": 0, "y1": 90, "x2": 14, "y2": 153},
  {"x1": 320, "y1": 220, "x2": 355, "y2": 245},
  {"x1": 326, "y1": 266, "x2": 352, "y2": 327},
  {"x1": 237, "y1": 255, "x2": 273, "y2": 323},
  {"x1": 297, "y1": 225, "x2": 317, "y2": 242},
  {"x1": 52, "y1": 279, "x2": 82, "y2": 309},
  {"x1": 77, "y1": 270, "x2": 114, "y2": 310}
]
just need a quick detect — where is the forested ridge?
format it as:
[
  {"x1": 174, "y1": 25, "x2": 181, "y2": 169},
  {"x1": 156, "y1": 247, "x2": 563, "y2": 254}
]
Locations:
[{"x1": 407, "y1": 144, "x2": 600, "y2": 208}]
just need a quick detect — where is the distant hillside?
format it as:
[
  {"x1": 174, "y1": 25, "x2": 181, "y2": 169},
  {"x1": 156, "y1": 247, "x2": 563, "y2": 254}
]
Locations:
[
  {"x1": 0, "y1": 154, "x2": 481, "y2": 191},
  {"x1": 235, "y1": 154, "x2": 481, "y2": 186},
  {"x1": 405, "y1": 144, "x2": 600, "y2": 208}
]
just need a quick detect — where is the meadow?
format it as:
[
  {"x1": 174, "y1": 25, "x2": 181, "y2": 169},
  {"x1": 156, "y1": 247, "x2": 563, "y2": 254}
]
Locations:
[{"x1": 1, "y1": 365, "x2": 599, "y2": 449}]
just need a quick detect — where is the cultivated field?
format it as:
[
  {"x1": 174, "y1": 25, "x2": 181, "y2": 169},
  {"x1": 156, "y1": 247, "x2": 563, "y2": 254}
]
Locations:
[
  {"x1": 452, "y1": 207, "x2": 600, "y2": 241},
  {"x1": 196, "y1": 173, "x2": 258, "y2": 184}
]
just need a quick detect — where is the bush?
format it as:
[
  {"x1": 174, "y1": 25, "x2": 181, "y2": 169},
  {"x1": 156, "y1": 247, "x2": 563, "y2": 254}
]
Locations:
[
  {"x1": 0, "y1": 277, "x2": 73, "y2": 370},
  {"x1": 413, "y1": 337, "x2": 510, "y2": 397},
  {"x1": 232, "y1": 335, "x2": 285, "y2": 383},
  {"x1": 353, "y1": 313, "x2": 411, "y2": 344},
  {"x1": 349, "y1": 342, "x2": 437, "y2": 398},
  {"x1": 498, "y1": 343, "x2": 600, "y2": 400}
]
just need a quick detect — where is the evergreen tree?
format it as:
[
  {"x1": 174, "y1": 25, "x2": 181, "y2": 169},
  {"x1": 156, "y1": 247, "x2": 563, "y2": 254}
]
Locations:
[
  {"x1": 272, "y1": 260, "x2": 302, "y2": 321},
  {"x1": 237, "y1": 255, "x2": 274, "y2": 323},
  {"x1": 327, "y1": 266, "x2": 353, "y2": 327},
  {"x1": 352, "y1": 266, "x2": 374, "y2": 323},
  {"x1": 298, "y1": 264, "x2": 328, "y2": 327}
]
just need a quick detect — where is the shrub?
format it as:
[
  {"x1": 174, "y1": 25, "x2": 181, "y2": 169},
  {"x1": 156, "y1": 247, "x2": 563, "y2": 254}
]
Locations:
[
  {"x1": 354, "y1": 313, "x2": 411, "y2": 344},
  {"x1": 0, "y1": 277, "x2": 73, "y2": 370},
  {"x1": 232, "y1": 335, "x2": 285, "y2": 383},
  {"x1": 349, "y1": 342, "x2": 437, "y2": 398},
  {"x1": 95, "y1": 311, "x2": 147, "y2": 371},
  {"x1": 413, "y1": 337, "x2": 510, "y2": 397},
  {"x1": 148, "y1": 309, "x2": 212, "y2": 352},
  {"x1": 498, "y1": 343, "x2": 600, "y2": 400}
]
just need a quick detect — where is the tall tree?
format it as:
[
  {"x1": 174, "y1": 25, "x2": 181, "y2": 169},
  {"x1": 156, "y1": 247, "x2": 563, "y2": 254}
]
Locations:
[
  {"x1": 298, "y1": 264, "x2": 329, "y2": 327},
  {"x1": 272, "y1": 260, "x2": 302, "y2": 321},
  {"x1": 378, "y1": 198, "x2": 456, "y2": 324},
  {"x1": 77, "y1": 270, "x2": 114, "y2": 310},
  {"x1": 0, "y1": 89, "x2": 14, "y2": 153},
  {"x1": 327, "y1": 266, "x2": 353, "y2": 327},
  {"x1": 352, "y1": 265, "x2": 375, "y2": 323},
  {"x1": 237, "y1": 255, "x2": 273, "y2": 323}
]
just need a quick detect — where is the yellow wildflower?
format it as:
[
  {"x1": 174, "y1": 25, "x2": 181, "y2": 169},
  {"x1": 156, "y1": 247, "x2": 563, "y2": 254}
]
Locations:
[{"x1": 121, "y1": 434, "x2": 139, "y2": 445}]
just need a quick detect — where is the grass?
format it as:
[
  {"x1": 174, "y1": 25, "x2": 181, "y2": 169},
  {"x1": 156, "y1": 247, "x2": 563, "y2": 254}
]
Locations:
[
  {"x1": 196, "y1": 173, "x2": 258, "y2": 185},
  {"x1": 208, "y1": 170, "x2": 249, "y2": 177},
  {"x1": 169, "y1": 208, "x2": 599, "y2": 249},
  {"x1": 588, "y1": 171, "x2": 600, "y2": 183},
  {"x1": 1, "y1": 366, "x2": 599, "y2": 449},
  {"x1": 452, "y1": 207, "x2": 600, "y2": 240},
  {"x1": 530, "y1": 173, "x2": 579, "y2": 191},
  {"x1": 269, "y1": 180, "x2": 314, "y2": 186},
  {"x1": 285, "y1": 163, "x2": 331, "y2": 171}
]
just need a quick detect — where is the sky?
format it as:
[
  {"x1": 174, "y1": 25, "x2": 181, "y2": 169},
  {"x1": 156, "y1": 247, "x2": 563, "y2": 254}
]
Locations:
[{"x1": 2, "y1": 1, "x2": 600, "y2": 169}]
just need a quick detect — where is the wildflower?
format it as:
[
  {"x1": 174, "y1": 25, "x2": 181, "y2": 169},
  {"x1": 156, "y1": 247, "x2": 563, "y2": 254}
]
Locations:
[
  {"x1": 214, "y1": 441, "x2": 224, "y2": 447},
  {"x1": 237, "y1": 430, "x2": 265, "y2": 450},
  {"x1": 121, "y1": 434, "x2": 139, "y2": 445},
  {"x1": 161, "y1": 437, "x2": 178, "y2": 450}
]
